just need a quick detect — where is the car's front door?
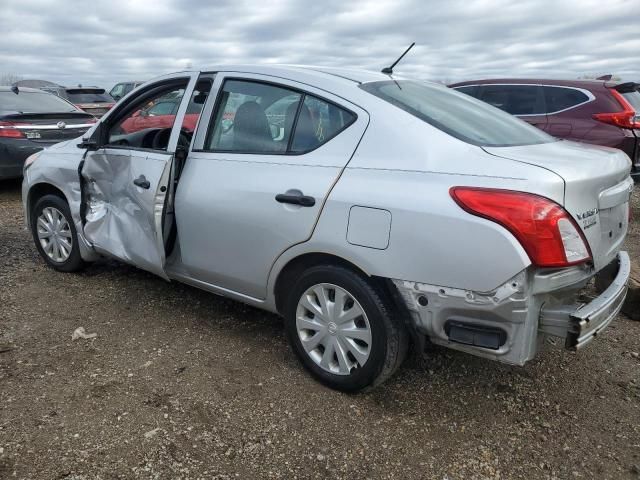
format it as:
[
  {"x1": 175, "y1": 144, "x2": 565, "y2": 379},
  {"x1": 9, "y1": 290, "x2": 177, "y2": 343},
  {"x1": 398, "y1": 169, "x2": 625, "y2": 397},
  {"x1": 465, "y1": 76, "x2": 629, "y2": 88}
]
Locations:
[
  {"x1": 172, "y1": 73, "x2": 369, "y2": 299},
  {"x1": 80, "y1": 73, "x2": 199, "y2": 279}
]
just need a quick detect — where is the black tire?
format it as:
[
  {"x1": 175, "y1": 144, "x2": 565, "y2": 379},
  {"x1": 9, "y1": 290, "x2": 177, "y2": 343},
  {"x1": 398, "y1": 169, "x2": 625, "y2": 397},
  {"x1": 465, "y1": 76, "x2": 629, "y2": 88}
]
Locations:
[
  {"x1": 284, "y1": 264, "x2": 408, "y2": 392},
  {"x1": 30, "y1": 194, "x2": 85, "y2": 272}
]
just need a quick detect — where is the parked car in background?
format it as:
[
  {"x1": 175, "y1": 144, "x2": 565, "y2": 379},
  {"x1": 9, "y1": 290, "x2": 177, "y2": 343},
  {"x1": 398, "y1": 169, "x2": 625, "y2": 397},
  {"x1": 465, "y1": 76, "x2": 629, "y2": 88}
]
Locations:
[
  {"x1": 0, "y1": 86, "x2": 95, "y2": 179},
  {"x1": 109, "y1": 81, "x2": 145, "y2": 101},
  {"x1": 449, "y1": 79, "x2": 640, "y2": 178},
  {"x1": 42, "y1": 85, "x2": 115, "y2": 118},
  {"x1": 22, "y1": 66, "x2": 631, "y2": 391}
]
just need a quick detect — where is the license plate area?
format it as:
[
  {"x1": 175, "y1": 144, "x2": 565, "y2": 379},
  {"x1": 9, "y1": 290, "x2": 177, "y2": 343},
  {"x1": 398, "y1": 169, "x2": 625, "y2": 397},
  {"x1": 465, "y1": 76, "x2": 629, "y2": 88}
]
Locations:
[{"x1": 598, "y1": 202, "x2": 629, "y2": 252}]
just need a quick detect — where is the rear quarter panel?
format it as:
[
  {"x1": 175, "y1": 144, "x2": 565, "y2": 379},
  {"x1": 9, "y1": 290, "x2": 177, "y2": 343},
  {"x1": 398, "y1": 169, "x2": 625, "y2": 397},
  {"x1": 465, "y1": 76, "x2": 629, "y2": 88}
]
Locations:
[{"x1": 268, "y1": 106, "x2": 566, "y2": 294}]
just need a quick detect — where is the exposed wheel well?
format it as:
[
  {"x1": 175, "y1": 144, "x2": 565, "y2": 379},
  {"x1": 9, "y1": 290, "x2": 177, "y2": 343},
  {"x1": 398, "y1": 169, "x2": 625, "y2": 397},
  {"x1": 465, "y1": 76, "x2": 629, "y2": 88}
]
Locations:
[
  {"x1": 28, "y1": 183, "x2": 67, "y2": 214},
  {"x1": 274, "y1": 252, "x2": 385, "y2": 314}
]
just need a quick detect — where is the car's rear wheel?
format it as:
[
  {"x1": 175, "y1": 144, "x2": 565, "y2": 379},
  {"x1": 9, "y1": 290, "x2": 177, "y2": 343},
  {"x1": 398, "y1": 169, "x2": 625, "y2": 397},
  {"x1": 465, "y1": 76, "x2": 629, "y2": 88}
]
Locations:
[
  {"x1": 30, "y1": 194, "x2": 85, "y2": 272},
  {"x1": 284, "y1": 264, "x2": 408, "y2": 392}
]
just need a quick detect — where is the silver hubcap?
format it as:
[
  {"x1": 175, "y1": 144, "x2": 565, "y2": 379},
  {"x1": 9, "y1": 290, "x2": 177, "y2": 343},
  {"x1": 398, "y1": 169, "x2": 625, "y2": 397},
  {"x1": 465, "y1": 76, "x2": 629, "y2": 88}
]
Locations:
[
  {"x1": 296, "y1": 283, "x2": 372, "y2": 376},
  {"x1": 37, "y1": 207, "x2": 72, "y2": 263}
]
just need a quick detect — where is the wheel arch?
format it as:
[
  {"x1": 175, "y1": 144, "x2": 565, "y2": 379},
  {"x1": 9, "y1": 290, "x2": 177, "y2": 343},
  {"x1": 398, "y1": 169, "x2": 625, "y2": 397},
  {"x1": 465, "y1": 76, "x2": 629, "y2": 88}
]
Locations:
[
  {"x1": 26, "y1": 183, "x2": 69, "y2": 223},
  {"x1": 273, "y1": 251, "x2": 388, "y2": 315}
]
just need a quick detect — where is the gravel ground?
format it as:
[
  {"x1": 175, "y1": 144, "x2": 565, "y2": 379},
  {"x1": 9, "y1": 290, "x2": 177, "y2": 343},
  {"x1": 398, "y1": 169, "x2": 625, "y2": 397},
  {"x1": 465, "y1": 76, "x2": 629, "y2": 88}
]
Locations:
[{"x1": 1, "y1": 178, "x2": 639, "y2": 480}]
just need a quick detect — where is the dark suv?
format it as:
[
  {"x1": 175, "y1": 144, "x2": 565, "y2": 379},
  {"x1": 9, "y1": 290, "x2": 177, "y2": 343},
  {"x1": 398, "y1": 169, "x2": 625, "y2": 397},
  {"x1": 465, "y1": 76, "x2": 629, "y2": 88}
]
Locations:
[
  {"x1": 41, "y1": 86, "x2": 115, "y2": 118},
  {"x1": 449, "y1": 79, "x2": 640, "y2": 177}
]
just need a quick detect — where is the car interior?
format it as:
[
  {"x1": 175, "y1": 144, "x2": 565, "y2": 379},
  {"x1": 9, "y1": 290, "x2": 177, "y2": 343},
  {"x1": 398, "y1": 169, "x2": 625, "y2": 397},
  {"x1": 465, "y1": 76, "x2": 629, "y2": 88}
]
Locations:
[
  {"x1": 206, "y1": 80, "x2": 353, "y2": 154},
  {"x1": 105, "y1": 80, "x2": 211, "y2": 152},
  {"x1": 100, "y1": 77, "x2": 354, "y2": 158}
]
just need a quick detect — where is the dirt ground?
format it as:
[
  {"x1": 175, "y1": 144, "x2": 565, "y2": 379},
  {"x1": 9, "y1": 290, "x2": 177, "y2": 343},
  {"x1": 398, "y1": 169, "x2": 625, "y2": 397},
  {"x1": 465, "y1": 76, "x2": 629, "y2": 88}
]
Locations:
[{"x1": 0, "y1": 178, "x2": 639, "y2": 480}]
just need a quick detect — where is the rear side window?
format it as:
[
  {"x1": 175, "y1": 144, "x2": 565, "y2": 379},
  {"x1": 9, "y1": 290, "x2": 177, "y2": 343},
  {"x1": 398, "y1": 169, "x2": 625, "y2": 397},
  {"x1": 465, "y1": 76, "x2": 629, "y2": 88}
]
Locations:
[
  {"x1": 290, "y1": 95, "x2": 356, "y2": 153},
  {"x1": 543, "y1": 86, "x2": 590, "y2": 113},
  {"x1": 453, "y1": 85, "x2": 479, "y2": 98},
  {"x1": 205, "y1": 79, "x2": 355, "y2": 154},
  {"x1": 360, "y1": 81, "x2": 554, "y2": 147},
  {"x1": 0, "y1": 91, "x2": 77, "y2": 113},
  {"x1": 479, "y1": 85, "x2": 544, "y2": 115}
]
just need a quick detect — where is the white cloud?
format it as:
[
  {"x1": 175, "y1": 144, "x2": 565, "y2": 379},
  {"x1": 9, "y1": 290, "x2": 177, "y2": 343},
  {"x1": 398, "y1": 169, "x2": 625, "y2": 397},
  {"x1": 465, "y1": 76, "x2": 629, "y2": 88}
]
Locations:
[{"x1": 0, "y1": 0, "x2": 637, "y2": 89}]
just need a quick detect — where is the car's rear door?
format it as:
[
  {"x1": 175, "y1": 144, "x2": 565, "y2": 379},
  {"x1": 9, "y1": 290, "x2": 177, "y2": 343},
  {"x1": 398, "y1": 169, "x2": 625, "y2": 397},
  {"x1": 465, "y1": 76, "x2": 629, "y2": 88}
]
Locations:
[
  {"x1": 172, "y1": 72, "x2": 369, "y2": 299},
  {"x1": 541, "y1": 85, "x2": 594, "y2": 139},
  {"x1": 80, "y1": 72, "x2": 200, "y2": 279},
  {"x1": 478, "y1": 84, "x2": 548, "y2": 130}
]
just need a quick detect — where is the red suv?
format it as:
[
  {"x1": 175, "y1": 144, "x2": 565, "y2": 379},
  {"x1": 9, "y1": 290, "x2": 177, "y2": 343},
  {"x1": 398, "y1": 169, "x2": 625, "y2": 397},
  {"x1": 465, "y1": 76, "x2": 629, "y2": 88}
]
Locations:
[{"x1": 449, "y1": 79, "x2": 640, "y2": 178}]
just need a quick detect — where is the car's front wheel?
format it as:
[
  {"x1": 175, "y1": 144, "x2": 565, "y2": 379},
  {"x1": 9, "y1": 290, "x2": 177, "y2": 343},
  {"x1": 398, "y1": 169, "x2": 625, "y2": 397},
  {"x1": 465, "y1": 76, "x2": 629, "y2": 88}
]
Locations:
[
  {"x1": 30, "y1": 194, "x2": 85, "y2": 272},
  {"x1": 284, "y1": 265, "x2": 408, "y2": 392}
]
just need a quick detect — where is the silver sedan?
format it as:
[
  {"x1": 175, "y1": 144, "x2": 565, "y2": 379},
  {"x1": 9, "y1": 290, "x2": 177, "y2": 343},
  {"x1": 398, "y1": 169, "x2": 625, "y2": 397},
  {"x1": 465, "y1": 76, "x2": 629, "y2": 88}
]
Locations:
[{"x1": 22, "y1": 65, "x2": 632, "y2": 391}]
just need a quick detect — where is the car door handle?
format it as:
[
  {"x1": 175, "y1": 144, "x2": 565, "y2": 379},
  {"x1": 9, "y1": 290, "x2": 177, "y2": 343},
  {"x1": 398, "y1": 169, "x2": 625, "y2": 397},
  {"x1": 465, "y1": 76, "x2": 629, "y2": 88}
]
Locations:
[
  {"x1": 275, "y1": 193, "x2": 316, "y2": 207},
  {"x1": 133, "y1": 175, "x2": 150, "y2": 189}
]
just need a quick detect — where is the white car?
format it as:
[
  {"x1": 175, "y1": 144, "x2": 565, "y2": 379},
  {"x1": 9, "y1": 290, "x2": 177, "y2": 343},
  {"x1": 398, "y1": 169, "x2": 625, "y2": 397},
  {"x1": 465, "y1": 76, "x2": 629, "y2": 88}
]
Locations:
[{"x1": 22, "y1": 66, "x2": 632, "y2": 391}]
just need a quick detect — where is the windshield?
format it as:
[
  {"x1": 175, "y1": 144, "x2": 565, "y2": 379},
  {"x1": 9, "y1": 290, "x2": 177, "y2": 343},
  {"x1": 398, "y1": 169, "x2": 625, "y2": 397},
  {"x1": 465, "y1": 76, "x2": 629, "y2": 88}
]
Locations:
[
  {"x1": 359, "y1": 80, "x2": 555, "y2": 147},
  {"x1": 0, "y1": 91, "x2": 77, "y2": 113},
  {"x1": 66, "y1": 89, "x2": 113, "y2": 104}
]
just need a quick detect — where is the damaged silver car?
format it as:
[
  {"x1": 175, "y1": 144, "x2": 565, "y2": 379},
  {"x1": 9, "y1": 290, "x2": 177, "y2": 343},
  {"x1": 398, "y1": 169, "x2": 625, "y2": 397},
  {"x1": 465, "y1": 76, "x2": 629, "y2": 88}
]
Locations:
[{"x1": 22, "y1": 66, "x2": 633, "y2": 391}]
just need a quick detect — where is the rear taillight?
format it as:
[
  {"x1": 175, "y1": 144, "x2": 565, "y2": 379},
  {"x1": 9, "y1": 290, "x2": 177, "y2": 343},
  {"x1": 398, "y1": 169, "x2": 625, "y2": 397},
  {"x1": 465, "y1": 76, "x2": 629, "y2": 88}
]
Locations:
[
  {"x1": 592, "y1": 89, "x2": 640, "y2": 129},
  {"x1": 450, "y1": 187, "x2": 591, "y2": 268},
  {"x1": 0, "y1": 121, "x2": 24, "y2": 138}
]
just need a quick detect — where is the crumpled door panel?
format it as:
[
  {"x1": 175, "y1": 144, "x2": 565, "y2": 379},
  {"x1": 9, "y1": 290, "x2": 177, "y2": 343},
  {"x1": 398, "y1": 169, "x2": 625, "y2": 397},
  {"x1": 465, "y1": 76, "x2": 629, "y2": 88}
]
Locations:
[{"x1": 81, "y1": 148, "x2": 172, "y2": 279}]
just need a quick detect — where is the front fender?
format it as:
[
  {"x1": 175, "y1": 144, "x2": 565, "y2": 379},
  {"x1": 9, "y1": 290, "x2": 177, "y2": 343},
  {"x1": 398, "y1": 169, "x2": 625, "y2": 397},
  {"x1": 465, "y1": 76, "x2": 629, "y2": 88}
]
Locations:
[{"x1": 23, "y1": 146, "x2": 99, "y2": 262}]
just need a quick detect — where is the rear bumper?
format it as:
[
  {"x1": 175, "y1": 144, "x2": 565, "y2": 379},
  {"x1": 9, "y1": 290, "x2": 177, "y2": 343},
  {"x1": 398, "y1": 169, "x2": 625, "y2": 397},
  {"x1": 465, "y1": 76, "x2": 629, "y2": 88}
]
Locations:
[
  {"x1": 392, "y1": 252, "x2": 630, "y2": 366},
  {"x1": 539, "y1": 252, "x2": 630, "y2": 349}
]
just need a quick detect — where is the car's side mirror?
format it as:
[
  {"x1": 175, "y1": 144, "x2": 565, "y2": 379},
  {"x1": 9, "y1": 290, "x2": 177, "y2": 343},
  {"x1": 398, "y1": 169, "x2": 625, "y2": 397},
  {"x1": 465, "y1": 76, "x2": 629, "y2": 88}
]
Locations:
[{"x1": 78, "y1": 122, "x2": 104, "y2": 151}]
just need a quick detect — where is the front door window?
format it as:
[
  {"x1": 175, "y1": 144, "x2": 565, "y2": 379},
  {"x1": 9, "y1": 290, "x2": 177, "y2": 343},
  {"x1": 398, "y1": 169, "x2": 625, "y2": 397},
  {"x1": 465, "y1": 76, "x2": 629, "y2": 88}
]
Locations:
[{"x1": 106, "y1": 83, "x2": 188, "y2": 151}]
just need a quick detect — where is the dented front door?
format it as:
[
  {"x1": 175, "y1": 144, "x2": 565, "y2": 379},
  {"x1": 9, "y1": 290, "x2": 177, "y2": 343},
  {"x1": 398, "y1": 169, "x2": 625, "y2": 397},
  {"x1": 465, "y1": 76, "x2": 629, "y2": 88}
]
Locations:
[
  {"x1": 81, "y1": 148, "x2": 174, "y2": 278},
  {"x1": 80, "y1": 73, "x2": 199, "y2": 279}
]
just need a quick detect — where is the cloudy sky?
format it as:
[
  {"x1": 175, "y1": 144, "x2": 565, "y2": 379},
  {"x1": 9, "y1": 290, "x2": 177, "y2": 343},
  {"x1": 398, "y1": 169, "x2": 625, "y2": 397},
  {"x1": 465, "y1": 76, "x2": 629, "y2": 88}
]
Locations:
[{"x1": 1, "y1": 0, "x2": 638, "y2": 88}]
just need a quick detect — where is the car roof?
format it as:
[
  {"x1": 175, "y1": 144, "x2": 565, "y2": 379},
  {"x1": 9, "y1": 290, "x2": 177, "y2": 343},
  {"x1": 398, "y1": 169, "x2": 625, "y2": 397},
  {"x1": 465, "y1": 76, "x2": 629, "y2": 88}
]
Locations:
[
  {"x1": 449, "y1": 78, "x2": 608, "y2": 89},
  {"x1": 199, "y1": 64, "x2": 395, "y2": 85}
]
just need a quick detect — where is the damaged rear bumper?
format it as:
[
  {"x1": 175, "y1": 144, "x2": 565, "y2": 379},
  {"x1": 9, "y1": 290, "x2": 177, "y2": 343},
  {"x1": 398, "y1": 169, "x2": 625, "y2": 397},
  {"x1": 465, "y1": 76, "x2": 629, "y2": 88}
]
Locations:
[
  {"x1": 392, "y1": 251, "x2": 630, "y2": 366},
  {"x1": 539, "y1": 251, "x2": 630, "y2": 350}
]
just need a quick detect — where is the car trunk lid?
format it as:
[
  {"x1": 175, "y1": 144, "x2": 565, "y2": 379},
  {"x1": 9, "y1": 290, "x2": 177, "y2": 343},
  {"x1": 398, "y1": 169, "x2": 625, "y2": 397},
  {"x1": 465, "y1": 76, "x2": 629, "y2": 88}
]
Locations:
[
  {"x1": 483, "y1": 140, "x2": 632, "y2": 271},
  {"x1": 0, "y1": 112, "x2": 95, "y2": 143}
]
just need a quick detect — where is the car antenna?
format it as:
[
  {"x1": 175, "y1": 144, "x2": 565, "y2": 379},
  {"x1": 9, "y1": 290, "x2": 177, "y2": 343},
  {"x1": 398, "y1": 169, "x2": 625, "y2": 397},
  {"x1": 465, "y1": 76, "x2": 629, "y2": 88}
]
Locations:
[
  {"x1": 381, "y1": 42, "x2": 415, "y2": 75},
  {"x1": 11, "y1": 84, "x2": 19, "y2": 94}
]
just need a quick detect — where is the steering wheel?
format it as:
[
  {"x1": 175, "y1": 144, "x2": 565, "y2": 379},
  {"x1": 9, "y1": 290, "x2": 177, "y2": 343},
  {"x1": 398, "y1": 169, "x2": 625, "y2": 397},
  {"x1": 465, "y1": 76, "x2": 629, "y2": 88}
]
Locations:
[
  {"x1": 151, "y1": 128, "x2": 172, "y2": 150},
  {"x1": 151, "y1": 127, "x2": 193, "y2": 150}
]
